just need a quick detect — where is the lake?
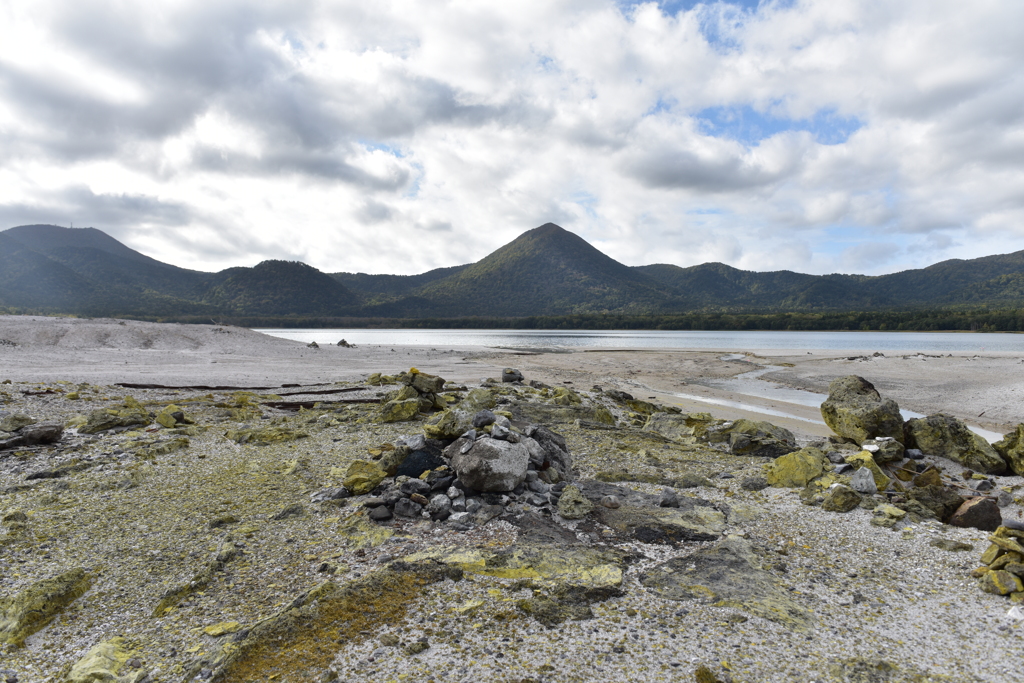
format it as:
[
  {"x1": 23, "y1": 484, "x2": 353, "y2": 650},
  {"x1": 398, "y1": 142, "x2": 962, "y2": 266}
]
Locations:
[{"x1": 256, "y1": 328, "x2": 1024, "y2": 354}]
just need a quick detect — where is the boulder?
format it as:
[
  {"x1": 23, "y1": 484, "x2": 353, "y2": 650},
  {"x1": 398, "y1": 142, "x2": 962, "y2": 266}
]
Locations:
[
  {"x1": 557, "y1": 485, "x2": 594, "y2": 520},
  {"x1": 766, "y1": 447, "x2": 826, "y2": 488},
  {"x1": 948, "y1": 497, "x2": 1002, "y2": 532},
  {"x1": 410, "y1": 371, "x2": 446, "y2": 395},
  {"x1": 822, "y1": 484, "x2": 862, "y2": 512},
  {"x1": 861, "y1": 437, "x2": 903, "y2": 464},
  {"x1": 820, "y1": 376, "x2": 903, "y2": 444},
  {"x1": 706, "y1": 419, "x2": 797, "y2": 458},
  {"x1": 502, "y1": 368, "x2": 524, "y2": 383},
  {"x1": 377, "y1": 398, "x2": 421, "y2": 424},
  {"x1": 994, "y1": 424, "x2": 1024, "y2": 476},
  {"x1": 79, "y1": 397, "x2": 151, "y2": 434},
  {"x1": 904, "y1": 485, "x2": 966, "y2": 523},
  {"x1": 447, "y1": 437, "x2": 530, "y2": 492},
  {"x1": 643, "y1": 412, "x2": 721, "y2": 443},
  {"x1": 342, "y1": 460, "x2": 387, "y2": 496},
  {"x1": 979, "y1": 570, "x2": 1023, "y2": 595},
  {"x1": 905, "y1": 414, "x2": 1006, "y2": 474},
  {"x1": 849, "y1": 467, "x2": 878, "y2": 494},
  {"x1": 0, "y1": 413, "x2": 35, "y2": 432},
  {"x1": 524, "y1": 425, "x2": 573, "y2": 481},
  {"x1": 422, "y1": 408, "x2": 473, "y2": 440},
  {"x1": 0, "y1": 423, "x2": 63, "y2": 451}
]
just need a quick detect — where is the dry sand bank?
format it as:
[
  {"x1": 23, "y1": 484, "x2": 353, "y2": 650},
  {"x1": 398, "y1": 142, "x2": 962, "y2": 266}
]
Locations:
[{"x1": 486, "y1": 347, "x2": 1024, "y2": 440}]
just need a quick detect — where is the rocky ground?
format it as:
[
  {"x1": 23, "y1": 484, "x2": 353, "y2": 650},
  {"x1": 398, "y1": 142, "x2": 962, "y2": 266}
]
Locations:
[{"x1": 3, "y1": 319, "x2": 1024, "y2": 683}]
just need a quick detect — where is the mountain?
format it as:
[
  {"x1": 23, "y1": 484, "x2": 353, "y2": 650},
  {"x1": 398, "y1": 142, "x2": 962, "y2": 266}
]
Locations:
[
  {"x1": 331, "y1": 264, "x2": 471, "y2": 303},
  {"x1": 404, "y1": 223, "x2": 681, "y2": 316},
  {"x1": 2, "y1": 222, "x2": 1024, "y2": 320},
  {"x1": 202, "y1": 260, "x2": 359, "y2": 316},
  {"x1": 3, "y1": 224, "x2": 207, "y2": 298}
]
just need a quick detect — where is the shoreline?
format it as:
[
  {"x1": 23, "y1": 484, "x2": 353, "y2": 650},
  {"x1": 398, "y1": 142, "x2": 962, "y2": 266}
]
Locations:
[{"x1": 3, "y1": 316, "x2": 1021, "y2": 441}]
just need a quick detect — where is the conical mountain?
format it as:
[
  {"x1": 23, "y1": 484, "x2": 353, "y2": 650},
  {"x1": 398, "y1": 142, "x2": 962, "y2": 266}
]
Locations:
[{"x1": 413, "y1": 223, "x2": 678, "y2": 316}]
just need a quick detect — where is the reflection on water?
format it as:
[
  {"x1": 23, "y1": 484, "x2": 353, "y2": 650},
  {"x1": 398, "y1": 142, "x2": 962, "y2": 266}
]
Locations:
[{"x1": 257, "y1": 328, "x2": 1024, "y2": 354}]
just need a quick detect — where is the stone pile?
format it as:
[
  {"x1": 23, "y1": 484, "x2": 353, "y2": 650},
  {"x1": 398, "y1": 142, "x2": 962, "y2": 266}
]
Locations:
[
  {"x1": 344, "y1": 399, "x2": 575, "y2": 526},
  {"x1": 372, "y1": 368, "x2": 452, "y2": 423},
  {"x1": 974, "y1": 525, "x2": 1024, "y2": 599}
]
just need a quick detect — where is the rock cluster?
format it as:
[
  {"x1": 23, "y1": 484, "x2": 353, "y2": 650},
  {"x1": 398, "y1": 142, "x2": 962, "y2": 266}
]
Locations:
[
  {"x1": 374, "y1": 369, "x2": 451, "y2": 423},
  {"x1": 974, "y1": 526, "x2": 1024, "y2": 599},
  {"x1": 759, "y1": 375, "x2": 1021, "y2": 535},
  {"x1": 346, "y1": 406, "x2": 575, "y2": 525}
]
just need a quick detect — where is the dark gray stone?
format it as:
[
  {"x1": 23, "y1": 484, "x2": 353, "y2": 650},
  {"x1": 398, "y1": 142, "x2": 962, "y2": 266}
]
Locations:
[
  {"x1": 472, "y1": 410, "x2": 497, "y2": 428},
  {"x1": 394, "y1": 498, "x2": 424, "y2": 518}
]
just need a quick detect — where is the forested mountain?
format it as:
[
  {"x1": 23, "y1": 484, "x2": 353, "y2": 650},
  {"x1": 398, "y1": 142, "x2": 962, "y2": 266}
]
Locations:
[{"x1": 2, "y1": 222, "x2": 1024, "y2": 321}]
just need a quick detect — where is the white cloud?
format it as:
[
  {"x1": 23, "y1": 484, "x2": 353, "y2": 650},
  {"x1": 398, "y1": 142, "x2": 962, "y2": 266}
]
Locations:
[{"x1": 0, "y1": 0, "x2": 1022, "y2": 276}]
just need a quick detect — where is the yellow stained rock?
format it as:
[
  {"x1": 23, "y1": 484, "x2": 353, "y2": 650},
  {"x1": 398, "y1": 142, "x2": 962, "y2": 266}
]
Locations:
[
  {"x1": 66, "y1": 637, "x2": 136, "y2": 682},
  {"x1": 342, "y1": 460, "x2": 387, "y2": 496},
  {"x1": 204, "y1": 621, "x2": 243, "y2": 637}
]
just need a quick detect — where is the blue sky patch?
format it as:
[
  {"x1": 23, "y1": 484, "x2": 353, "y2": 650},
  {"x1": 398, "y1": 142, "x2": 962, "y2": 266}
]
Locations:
[{"x1": 696, "y1": 105, "x2": 863, "y2": 145}]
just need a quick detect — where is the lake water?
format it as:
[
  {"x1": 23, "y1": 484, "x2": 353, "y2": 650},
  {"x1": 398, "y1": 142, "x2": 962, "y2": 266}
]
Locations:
[
  {"x1": 257, "y1": 327, "x2": 1012, "y2": 441},
  {"x1": 257, "y1": 328, "x2": 1024, "y2": 354}
]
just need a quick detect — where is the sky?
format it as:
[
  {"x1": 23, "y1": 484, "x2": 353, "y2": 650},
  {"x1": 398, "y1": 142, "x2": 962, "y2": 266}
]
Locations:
[{"x1": 1, "y1": 0, "x2": 1022, "y2": 277}]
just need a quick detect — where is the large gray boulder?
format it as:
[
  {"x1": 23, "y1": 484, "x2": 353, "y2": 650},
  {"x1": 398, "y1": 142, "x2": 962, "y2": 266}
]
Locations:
[
  {"x1": 905, "y1": 414, "x2": 1006, "y2": 474},
  {"x1": 705, "y1": 419, "x2": 797, "y2": 458},
  {"x1": 820, "y1": 376, "x2": 903, "y2": 444},
  {"x1": 446, "y1": 436, "x2": 530, "y2": 492}
]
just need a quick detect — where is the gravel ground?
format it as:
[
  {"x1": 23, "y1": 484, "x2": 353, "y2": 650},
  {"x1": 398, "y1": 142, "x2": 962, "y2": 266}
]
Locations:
[{"x1": 2, "y1": 317, "x2": 1023, "y2": 683}]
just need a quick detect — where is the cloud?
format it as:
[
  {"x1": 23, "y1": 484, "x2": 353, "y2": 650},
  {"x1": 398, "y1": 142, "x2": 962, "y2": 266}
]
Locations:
[{"x1": 0, "y1": 0, "x2": 1023, "y2": 277}]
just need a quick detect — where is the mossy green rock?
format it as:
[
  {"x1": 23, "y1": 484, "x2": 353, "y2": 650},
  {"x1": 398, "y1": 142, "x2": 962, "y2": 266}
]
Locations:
[
  {"x1": 707, "y1": 419, "x2": 797, "y2": 458},
  {"x1": 410, "y1": 371, "x2": 446, "y2": 394},
  {"x1": 79, "y1": 396, "x2": 151, "y2": 434},
  {"x1": 994, "y1": 424, "x2": 1024, "y2": 476},
  {"x1": 641, "y1": 536, "x2": 813, "y2": 631},
  {"x1": 820, "y1": 375, "x2": 904, "y2": 444},
  {"x1": 343, "y1": 460, "x2": 387, "y2": 495},
  {"x1": 766, "y1": 447, "x2": 826, "y2": 488},
  {"x1": 643, "y1": 412, "x2": 721, "y2": 443},
  {"x1": 905, "y1": 414, "x2": 1006, "y2": 474},
  {"x1": 0, "y1": 413, "x2": 35, "y2": 432},
  {"x1": 557, "y1": 485, "x2": 594, "y2": 519},
  {"x1": 184, "y1": 561, "x2": 461, "y2": 681},
  {"x1": 0, "y1": 568, "x2": 91, "y2": 646},
  {"x1": 377, "y1": 398, "x2": 420, "y2": 423},
  {"x1": 422, "y1": 409, "x2": 472, "y2": 440},
  {"x1": 822, "y1": 484, "x2": 862, "y2": 512},
  {"x1": 67, "y1": 636, "x2": 138, "y2": 682},
  {"x1": 155, "y1": 404, "x2": 192, "y2": 429}
]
